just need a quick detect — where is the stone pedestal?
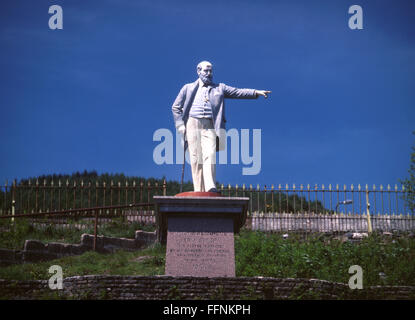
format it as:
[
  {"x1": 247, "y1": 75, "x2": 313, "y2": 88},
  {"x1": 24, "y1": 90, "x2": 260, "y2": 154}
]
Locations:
[{"x1": 153, "y1": 193, "x2": 248, "y2": 277}]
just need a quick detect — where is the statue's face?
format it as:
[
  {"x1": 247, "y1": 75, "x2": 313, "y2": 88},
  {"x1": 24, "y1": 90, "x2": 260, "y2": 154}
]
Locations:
[{"x1": 198, "y1": 64, "x2": 213, "y2": 85}]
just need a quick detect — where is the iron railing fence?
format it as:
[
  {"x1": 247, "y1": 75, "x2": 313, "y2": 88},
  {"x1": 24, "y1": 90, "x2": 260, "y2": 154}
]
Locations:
[
  {"x1": 0, "y1": 180, "x2": 414, "y2": 234},
  {"x1": 219, "y1": 183, "x2": 414, "y2": 233},
  {"x1": 0, "y1": 179, "x2": 166, "y2": 216},
  {"x1": 217, "y1": 183, "x2": 413, "y2": 216}
]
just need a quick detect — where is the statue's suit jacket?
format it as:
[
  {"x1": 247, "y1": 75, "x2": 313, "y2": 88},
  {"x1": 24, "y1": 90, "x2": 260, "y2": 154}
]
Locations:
[{"x1": 172, "y1": 79, "x2": 257, "y2": 150}]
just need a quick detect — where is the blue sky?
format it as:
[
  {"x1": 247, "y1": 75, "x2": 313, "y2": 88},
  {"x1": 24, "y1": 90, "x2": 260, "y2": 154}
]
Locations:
[{"x1": 0, "y1": 0, "x2": 414, "y2": 188}]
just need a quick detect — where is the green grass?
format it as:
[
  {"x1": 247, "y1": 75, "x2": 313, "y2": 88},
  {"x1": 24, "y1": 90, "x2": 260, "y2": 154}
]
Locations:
[
  {"x1": 0, "y1": 244, "x2": 165, "y2": 281},
  {"x1": 1, "y1": 225, "x2": 414, "y2": 288},
  {"x1": 235, "y1": 230, "x2": 415, "y2": 286}
]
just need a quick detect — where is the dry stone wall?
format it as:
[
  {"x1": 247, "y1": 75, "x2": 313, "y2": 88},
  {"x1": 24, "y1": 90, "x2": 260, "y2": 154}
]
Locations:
[
  {"x1": 0, "y1": 231, "x2": 157, "y2": 266},
  {"x1": 0, "y1": 275, "x2": 414, "y2": 300}
]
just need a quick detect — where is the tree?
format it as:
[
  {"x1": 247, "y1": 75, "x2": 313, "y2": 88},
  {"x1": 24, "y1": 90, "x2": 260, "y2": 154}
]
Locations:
[{"x1": 400, "y1": 131, "x2": 415, "y2": 213}]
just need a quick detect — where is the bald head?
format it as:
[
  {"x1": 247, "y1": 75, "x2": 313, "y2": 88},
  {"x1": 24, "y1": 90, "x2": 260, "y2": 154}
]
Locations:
[
  {"x1": 197, "y1": 61, "x2": 213, "y2": 85},
  {"x1": 197, "y1": 61, "x2": 212, "y2": 71}
]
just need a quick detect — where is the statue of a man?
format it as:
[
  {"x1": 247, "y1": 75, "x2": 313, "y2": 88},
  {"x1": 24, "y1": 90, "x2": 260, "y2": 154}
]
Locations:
[{"x1": 172, "y1": 61, "x2": 271, "y2": 192}]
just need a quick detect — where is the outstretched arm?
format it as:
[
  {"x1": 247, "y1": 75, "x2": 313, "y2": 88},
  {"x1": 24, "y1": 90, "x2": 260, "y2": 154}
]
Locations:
[{"x1": 223, "y1": 84, "x2": 271, "y2": 99}]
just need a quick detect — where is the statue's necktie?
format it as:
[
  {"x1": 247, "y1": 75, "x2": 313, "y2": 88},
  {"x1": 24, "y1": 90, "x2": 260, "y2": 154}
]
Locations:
[{"x1": 203, "y1": 86, "x2": 209, "y2": 102}]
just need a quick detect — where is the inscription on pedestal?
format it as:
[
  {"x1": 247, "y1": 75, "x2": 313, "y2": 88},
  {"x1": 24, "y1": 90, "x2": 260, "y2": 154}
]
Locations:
[{"x1": 165, "y1": 216, "x2": 235, "y2": 277}]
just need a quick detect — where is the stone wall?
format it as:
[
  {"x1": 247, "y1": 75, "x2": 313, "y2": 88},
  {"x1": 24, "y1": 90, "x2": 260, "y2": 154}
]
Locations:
[
  {"x1": 0, "y1": 230, "x2": 156, "y2": 266},
  {"x1": 0, "y1": 275, "x2": 414, "y2": 300},
  {"x1": 250, "y1": 213, "x2": 415, "y2": 232}
]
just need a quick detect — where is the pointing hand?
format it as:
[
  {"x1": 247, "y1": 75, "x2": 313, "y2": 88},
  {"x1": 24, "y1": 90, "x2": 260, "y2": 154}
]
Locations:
[{"x1": 256, "y1": 90, "x2": 272, "y2": 98}]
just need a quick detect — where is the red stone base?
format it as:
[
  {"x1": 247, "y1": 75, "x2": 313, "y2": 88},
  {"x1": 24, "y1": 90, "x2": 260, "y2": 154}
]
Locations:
[{"x1": 175, "y1": 191, "x2": 222, "y2": 197}]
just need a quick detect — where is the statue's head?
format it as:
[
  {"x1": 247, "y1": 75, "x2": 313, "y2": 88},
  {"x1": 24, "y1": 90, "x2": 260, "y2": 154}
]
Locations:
[{"x1": 197, "y1": 61, "x2": 213, "y2": 85}]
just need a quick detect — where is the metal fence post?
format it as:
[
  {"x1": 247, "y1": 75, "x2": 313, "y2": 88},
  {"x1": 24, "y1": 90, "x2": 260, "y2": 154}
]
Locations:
[
  {"x1": 11, "y1": 180, "x2": 16, "y2": 223},
  {"x1": 366, "y1": 186, "x2": 373, "y2": 233},
  {"x1": 93, "y1": 209, "x2": 99, "y2": 251},
  {"x1": 11, "y1": 200, "x2": 15, "y2": 223}
]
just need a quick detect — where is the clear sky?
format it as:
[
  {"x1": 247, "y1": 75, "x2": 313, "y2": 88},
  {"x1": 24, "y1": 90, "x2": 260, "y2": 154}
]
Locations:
[{"x1": 0, "y1": 0, "x2": 414, "y2": 188}]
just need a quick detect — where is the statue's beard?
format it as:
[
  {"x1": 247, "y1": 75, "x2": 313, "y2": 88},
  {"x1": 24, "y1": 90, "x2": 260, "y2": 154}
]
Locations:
[{"x1": 199, "y1": 74, "x2": 213, "y2": 85}]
